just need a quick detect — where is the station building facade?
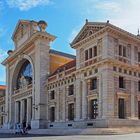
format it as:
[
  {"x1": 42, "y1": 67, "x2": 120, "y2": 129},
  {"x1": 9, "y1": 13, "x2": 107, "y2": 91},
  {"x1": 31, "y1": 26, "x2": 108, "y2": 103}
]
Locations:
[
  {"x1": 2, "y1": 19, "x2": 140, "y2": 129},
  {"x1": 0, "y1": 85, "x2": 6, "y2": 128}
]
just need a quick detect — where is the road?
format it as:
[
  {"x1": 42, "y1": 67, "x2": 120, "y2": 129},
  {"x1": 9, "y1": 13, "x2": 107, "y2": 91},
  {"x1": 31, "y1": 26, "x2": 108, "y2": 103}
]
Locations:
[{"x1": 0, "y1": 133, "x2": 140, "y2": 140}]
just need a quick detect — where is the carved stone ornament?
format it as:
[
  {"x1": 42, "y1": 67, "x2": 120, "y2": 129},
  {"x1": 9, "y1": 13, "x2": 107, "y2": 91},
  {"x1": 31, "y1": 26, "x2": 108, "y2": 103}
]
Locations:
[
  {"x1": 19, "y1": 75, "x2": 29, "y2": 89},
  {"x1": 38, "y1": 20, "x2": 48, "y2": 32}
]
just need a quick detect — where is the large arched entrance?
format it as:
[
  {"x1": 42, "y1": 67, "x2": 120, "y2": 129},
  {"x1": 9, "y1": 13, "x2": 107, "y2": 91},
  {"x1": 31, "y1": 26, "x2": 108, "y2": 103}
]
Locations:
[{"x1": 12, "y1": 58, "x2": 34, "y2": 126}]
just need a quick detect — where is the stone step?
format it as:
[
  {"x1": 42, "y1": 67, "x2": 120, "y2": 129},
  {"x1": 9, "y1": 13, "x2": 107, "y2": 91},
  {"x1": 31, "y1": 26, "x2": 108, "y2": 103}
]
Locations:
[{"x1": 0, "y1": 127, "x2": 138, "y2": 135}]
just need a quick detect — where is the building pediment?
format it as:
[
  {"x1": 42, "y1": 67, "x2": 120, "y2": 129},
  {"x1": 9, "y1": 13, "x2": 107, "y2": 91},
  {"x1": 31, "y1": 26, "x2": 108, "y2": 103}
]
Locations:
[
  {"x1": 12, "y1": 20, "x2": 38, "y2": 48},
  {"x1": 71, "y1": 20, "x2": 106, "y2": 46},
  {"x1": 12, "y1": 20, "x2": 37, "y2": 40}
]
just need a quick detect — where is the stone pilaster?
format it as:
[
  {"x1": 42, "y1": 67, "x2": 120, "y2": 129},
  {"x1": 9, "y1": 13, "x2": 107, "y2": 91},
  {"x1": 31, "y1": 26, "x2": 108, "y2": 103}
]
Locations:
[
  {"x1": 75, "y1": 77, "x2": 81, "y2": 120},
  {"x1": 98, "y1": 75, "x2": 102, "y2": 118},
  {"x1": 99, "y1": 65, "x2": 115, "y2": 119},
  {"x1": 130, "y1": 80, "x2": 136, "y2": 119},
  {"x1": 4, "y1": 65, "x2": 9, "y2": 128},
  {"x1": 82, "y1": 80, "x2": 87, "y2": 120},
  {"x1": 76, "y1": 49, "x2": 80, "y2": 69},
  {"x1": 102, "y1": 33, "x2": 108, "y2": 59},
  {"x1": 15, "y1": 102, "x2": 18, "y2": 124},
  {"x1": 131, "y1": 45, "x2": 135, "y2": 65},
  {"x1": 56, "y1": 88, "x2": 60, "y2": 121},
  {"x1": 20, "y1": 99, "x2": 26, "y2": 123},
  {"x1": 27, "y1": 97, "x2": 32, "y2": 123},
  {"x1": 31, "y1": 38, "x2": 52, "y2": 128},
  {"x1": 62, "y1": 86, "x2": 66, "y2": 121}
]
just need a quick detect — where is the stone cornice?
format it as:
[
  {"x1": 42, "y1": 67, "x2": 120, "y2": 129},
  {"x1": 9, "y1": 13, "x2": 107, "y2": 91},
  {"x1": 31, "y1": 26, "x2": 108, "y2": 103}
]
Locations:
[
  {"x1": 107, "y1": 58, "x2": 140, "y2": 71},
  {"x1": 47, "y1": 58, "x2": 140, "y2": 84},
  {"x1": 2, "y1": 31, "x2": 56, "y2": 65}
]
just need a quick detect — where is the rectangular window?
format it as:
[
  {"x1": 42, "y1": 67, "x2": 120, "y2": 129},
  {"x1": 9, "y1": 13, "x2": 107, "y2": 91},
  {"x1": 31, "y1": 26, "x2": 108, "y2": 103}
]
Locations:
[
  {"x1": 94, "y1": 46, "x2": 97, "y2": 57},
  {"x1": 138, "y1": 52, "x2": 140, "y2": 62},
  {"x1": 119, "y1": 45, "x2": 122, "y2": 56},
  {"x1": 124, "y1": 69, "x2": 127, "y2": 74},
  {"x1": 138, "y1": 81, "x2": 140, "y2": 91},
  {"x1": 118, "y1": 98, "x2": 125, "y2": 119},
  {"x1": 68, "y1": 103, "x2": 74, "y2": 121},
  {"x1": 68, "y1": 85, "x2": 74, "y2": 95},
  {"x1": 138, "y1": 101, "x2": 140, "y2": 119},
  {"x1": 89, "y1": 48, "x2": 92, "y2": 59},
  {"x1": 85, "y1": 50, "x2": 88, "y2": 60},
  {"x1": 113, "y1": 66, "x2": 117, "y2": 71},
  {"x1": 119, "y1": 76, "x2": 125, "y2": 88},
  {"x1": 50, "y1": 90, "x2": 55, "y2": 100},
  {"x1": 50, "y1": 107, "x2": 55, "y2": 122},
  {"x1": 123, "y1": 46, "x2": 126, "y2": 57},
  {"x1": 90, "y1": 78, "x2": 97, "y2": 90}
]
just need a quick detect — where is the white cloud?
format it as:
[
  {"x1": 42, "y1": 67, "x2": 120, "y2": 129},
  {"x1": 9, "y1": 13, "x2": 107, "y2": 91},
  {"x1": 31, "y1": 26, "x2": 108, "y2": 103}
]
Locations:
[
  {"x1": 69, "y1": 0, "x2": 140, "y2": 41},
  {"x1": 109, "y1": 0, "x2": 140, "y2": 34},
  {"x1": 95, "y1": 1, "x2": 120, "y2": 13},
  {"x1": 6, "y1": 0, "x2": 52, "y2": 11}
]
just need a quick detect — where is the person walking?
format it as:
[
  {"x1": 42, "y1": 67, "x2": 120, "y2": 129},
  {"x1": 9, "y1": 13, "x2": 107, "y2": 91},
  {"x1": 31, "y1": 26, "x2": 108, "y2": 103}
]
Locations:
[
  {"x1": 15, "y1": 122, "x2": 22, "y2": 134},
  {"x1": 25, "y1": 123, "x2": 31, "y2": 134},
  {"x1": 22, "y1": 120, "x2": 26, "y2": 134}
]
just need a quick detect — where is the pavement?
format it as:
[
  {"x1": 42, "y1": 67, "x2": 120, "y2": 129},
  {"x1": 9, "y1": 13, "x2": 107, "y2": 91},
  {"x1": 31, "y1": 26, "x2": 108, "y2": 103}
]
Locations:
[
  {"x1": 1, "y1": 133, "x2": 140, "y2": 140},
  {"x1": 0, "y1": 127, "x2": 139, "y2": 135}
]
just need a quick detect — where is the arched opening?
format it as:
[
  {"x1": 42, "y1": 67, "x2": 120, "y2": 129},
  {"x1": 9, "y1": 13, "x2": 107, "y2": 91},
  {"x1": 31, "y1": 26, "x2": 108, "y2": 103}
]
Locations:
[
  {"x1": 12, "y1": 58, "x2": 34, "y2": 124},
  {"x1": 12, "y1": 59, "x2": 33, "y2": 91},
  {"x1": 16, "y1": 60, "x2": 32, "y2": 89}
]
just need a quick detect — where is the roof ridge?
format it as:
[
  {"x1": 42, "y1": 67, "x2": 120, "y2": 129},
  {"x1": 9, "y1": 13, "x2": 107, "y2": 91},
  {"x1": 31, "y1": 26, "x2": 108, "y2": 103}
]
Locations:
[{"x1": 50, "y1": 49, "x2": 76, "y2": 59}]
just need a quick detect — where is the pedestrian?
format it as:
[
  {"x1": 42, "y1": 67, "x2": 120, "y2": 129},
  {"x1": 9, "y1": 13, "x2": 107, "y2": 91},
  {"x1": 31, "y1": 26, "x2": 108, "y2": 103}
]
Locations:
[
  {"x1": 22, "y1": 120, "x2": 26, "y2": 134},
  {"x1": 15, "y1": 122, "x2": 22, "y2": 134},
  {"x1": 25, "y1": 123, "x2": 31, "y2": 134}
]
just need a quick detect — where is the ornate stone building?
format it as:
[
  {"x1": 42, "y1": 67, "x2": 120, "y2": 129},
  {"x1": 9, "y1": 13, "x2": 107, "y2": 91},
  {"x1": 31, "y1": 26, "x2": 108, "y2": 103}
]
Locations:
[
  {"x1": 0, "y1": 85, "x2": 6, "y2": 128},
  {"x1": 2, "y1": 19, "x2": 140, "y2": 129}
]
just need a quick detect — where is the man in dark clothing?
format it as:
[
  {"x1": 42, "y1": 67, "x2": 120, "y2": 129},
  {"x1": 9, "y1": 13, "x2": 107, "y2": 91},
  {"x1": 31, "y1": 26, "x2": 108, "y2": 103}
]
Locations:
[{"x1": 22, "y1": 120, "x2": 26, "y2": 134}]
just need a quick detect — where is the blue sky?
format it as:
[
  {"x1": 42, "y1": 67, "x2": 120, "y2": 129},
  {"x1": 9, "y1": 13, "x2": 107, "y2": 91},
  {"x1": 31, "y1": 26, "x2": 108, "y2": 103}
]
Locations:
[{"x1": 0, "y1": 0, "x2": 140, "y2": 85}]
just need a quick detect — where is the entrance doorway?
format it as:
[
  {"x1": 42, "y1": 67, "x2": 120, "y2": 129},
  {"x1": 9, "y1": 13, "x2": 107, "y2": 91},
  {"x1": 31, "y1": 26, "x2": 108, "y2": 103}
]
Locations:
[
  {"x1": 138, "y1": 101, "x2": 140, "y2": 119},
  {"x1": 118, "y1": 98, "x2": 125, "y2": 119}
]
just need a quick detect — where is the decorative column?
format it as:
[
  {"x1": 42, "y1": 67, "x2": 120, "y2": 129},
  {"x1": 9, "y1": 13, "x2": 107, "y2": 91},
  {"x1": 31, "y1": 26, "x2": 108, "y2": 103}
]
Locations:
[
  {"x1": 56, "y1": 88, "x2": 60, "y2": 121},
  {"x1": 131, "y1": 80, "x2": 136, "y2": 119},
  {"x1": 62, "y1": 86, "x2": 66, "y2": 121},
  {"x1": 4, "y1": 64, "x2": 9, "y2": 128},
  {"x1": 27, "y1": 97, "x2": 32, "y2": 123},
  {"x1": 4, "y1": 64, "x2": 14, "y2": 129},
  {"x1": 15, "y1": 101, "x2": 18, "y2": 123},
  {"x1": 98, "y1": 75, "x2": 102, "y2": 118},
  {"x1": 87, "y1": 79, "x2": 91, "y2": 119},
  {"x1": 20, "y1": 100, "x2": 25, "y2": 123},
  {"x1": 75, "y1": 76, "x2": 81, "y2": 120},
  {"x1": 82, "y1": 80, "x2": 88, "y2": 120}
]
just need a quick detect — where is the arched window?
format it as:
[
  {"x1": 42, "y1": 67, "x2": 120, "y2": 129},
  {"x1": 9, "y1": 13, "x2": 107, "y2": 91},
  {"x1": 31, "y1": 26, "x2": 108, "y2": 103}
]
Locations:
[{"x1": 16, "y1": 60, "x2": 32, "y2": 89}]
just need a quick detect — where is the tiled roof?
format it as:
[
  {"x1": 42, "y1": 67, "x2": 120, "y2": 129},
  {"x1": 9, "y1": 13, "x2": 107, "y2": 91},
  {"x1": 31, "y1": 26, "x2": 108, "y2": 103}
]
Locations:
[
  {"x1": 0, "y1": 85, "x2": 6, "y2": 90},
  {"x1": 50, "y1": 59, "x2": 76, "y2": 76},
  {"x1": 50, "y1": 49, "x2": 76, "y2": 59}
]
